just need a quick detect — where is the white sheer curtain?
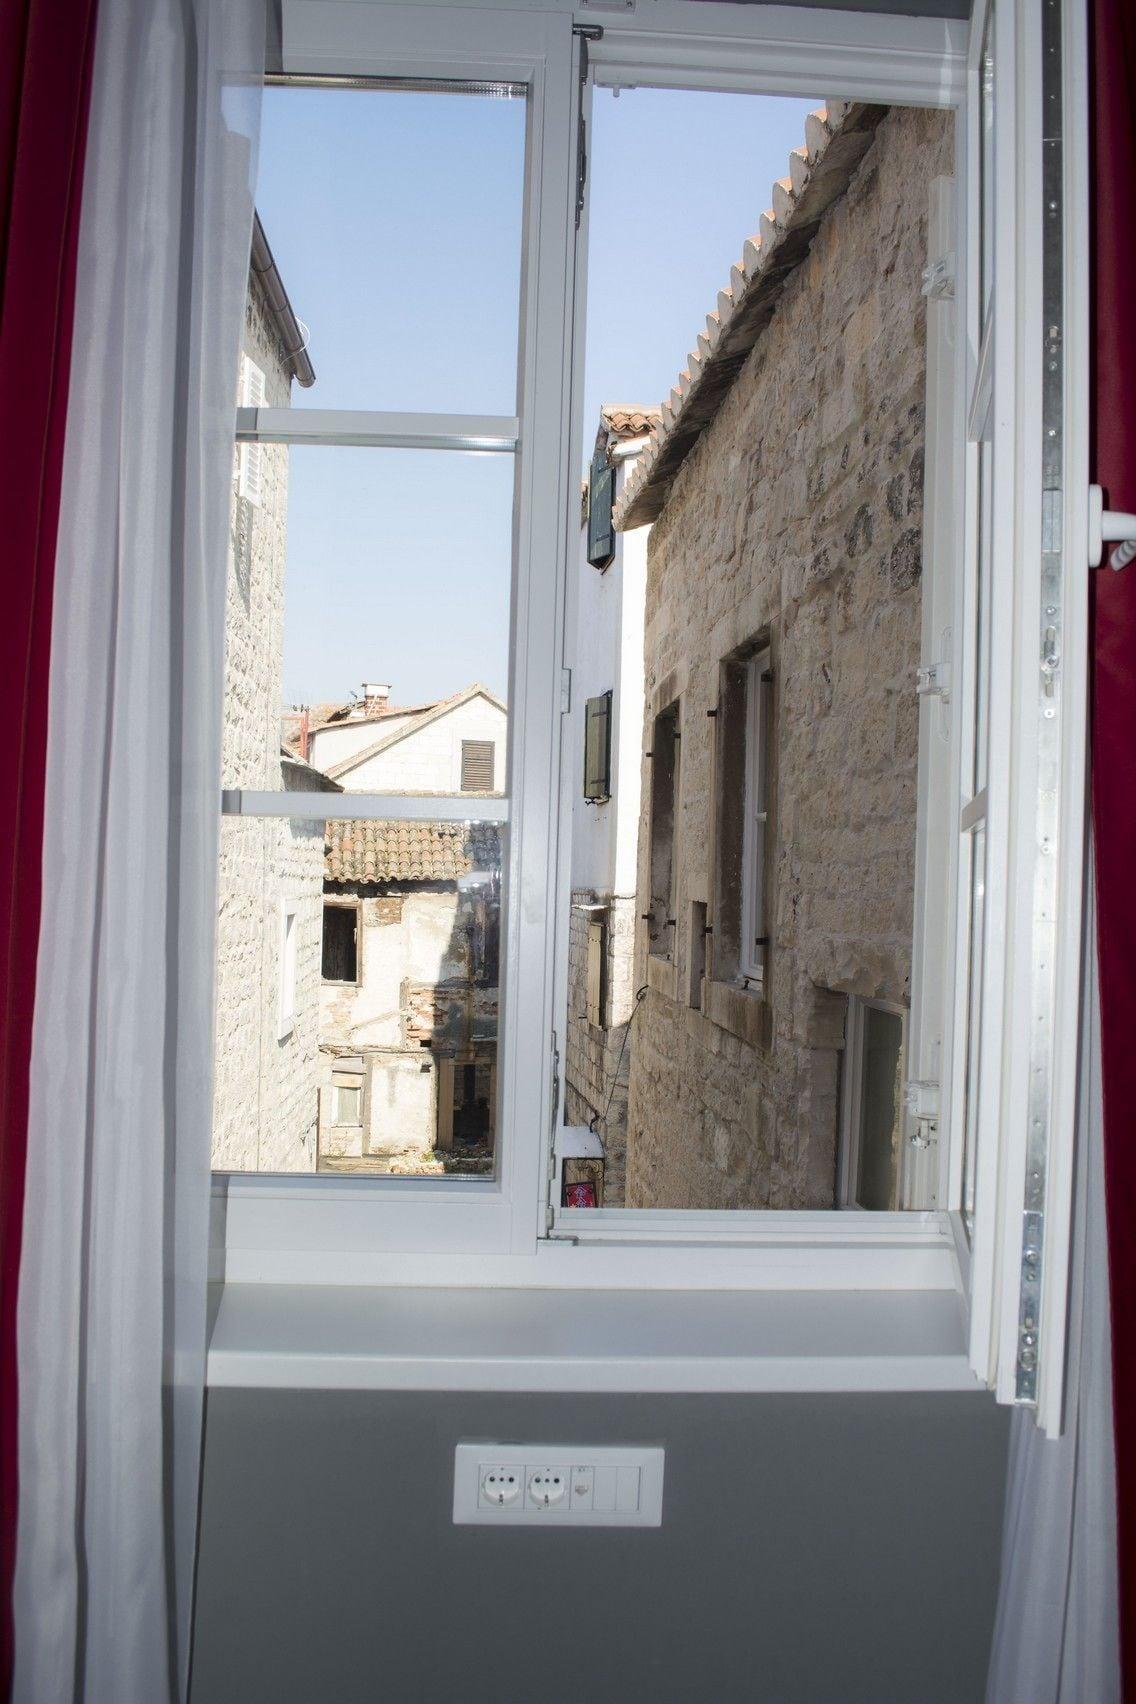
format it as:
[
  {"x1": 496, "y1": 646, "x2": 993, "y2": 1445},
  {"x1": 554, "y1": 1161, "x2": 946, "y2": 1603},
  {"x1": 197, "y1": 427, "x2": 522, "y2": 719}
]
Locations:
[
  {"x1": 13, "y1": 1, "x2": 264, "y2": 1698},
  {"x1": 985, "y1": 883, "x2": 1120, "y2": 1703}
]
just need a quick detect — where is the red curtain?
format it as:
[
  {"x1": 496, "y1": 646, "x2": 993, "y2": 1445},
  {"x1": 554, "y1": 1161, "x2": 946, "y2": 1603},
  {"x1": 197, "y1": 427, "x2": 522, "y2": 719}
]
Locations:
[
  {"x1": 1092, "y1": 0, "x2": 1136, "y2": 1693},
  {"x1": 0, "y1": 1, "x2": 97, "y2": 1694}
]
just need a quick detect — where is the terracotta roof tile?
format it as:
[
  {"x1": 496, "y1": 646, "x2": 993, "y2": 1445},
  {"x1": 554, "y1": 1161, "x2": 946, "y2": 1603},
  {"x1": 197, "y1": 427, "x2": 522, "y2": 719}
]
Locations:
[
  {"x1": 600, "y1": 405, "x2": 662, "y2": 441},
  {"x1": 325, "y1": 819, "x2": 501, "y2": 885}
]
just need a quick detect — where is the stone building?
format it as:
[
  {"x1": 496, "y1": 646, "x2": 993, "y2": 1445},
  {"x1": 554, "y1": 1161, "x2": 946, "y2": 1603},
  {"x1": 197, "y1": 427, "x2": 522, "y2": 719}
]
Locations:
[
  {"x1": 564, "y1": 406, "x2": 657, "y2": 1205},
  {"x1": 616, "y1": 102, "x2": 954, "y2": 1210},
  {"x1": 303, "y1": 680, "x2": 506, "y2": 1173},
  {"x1": 317, "y1": 819, "x2": 501, "y2": 1172},
  {"x1": 211, "y1": 216, "x2": 335, "y2": 1174}
]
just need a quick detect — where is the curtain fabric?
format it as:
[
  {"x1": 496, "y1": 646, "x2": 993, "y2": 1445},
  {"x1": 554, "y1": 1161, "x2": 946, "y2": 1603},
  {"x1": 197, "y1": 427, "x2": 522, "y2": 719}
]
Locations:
[
  {"x1": 12, "y1": 1, "x2": 263, "y2": 1698},
  {"x1": 0, "y1": 1, "x2": 99, "y2": 1694},
  {"x1": 1091, "y1": 0, "x2": 1136, "y2": 1692},
  {"x1": 984, "y1": 904, "x2": 1120, "y2": 1703}
]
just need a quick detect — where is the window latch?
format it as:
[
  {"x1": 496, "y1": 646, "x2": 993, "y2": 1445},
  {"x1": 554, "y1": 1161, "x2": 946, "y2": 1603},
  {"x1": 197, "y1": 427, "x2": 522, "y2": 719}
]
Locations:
[{"x1": 1088, "y1": 483, "x2": 1136, "y2": 570}]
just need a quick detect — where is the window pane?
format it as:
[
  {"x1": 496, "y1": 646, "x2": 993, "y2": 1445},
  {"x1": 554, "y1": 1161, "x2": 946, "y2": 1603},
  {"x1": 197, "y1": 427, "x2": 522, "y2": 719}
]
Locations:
[
  {"x1": 212, "y1": 816, "x2": 502, "y2": 1175},
  {"x1": 254, "y1": 81, "x2": 525, "y2": 413},
  {"x1": 223, "y1": 445, "x2": 512, "y2": 799},
  {"x1": 561, "y1": 89, "x2": 954, "y2": 1212}
]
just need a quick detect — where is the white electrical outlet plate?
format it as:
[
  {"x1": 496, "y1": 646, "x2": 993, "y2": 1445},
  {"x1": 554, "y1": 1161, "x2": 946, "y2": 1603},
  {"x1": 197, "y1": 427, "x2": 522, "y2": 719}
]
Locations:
[{"x1": 453, "y1": 1444, "x2": 665, "y2": 1527}]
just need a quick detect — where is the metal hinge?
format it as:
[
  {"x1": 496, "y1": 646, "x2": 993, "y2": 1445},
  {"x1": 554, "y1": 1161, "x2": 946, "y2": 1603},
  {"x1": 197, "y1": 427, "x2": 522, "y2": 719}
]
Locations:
[
  {"x1": 915, "y1": 660, "x2": 951, "y2": 702},
  {"x1": 573, "y1": 25, "x2": 603, "y2": 230},
  {"x1": 560, "y1": 667, "x2": 572, "y2": 714},
  {"x1": 921, "y1": 253, "x2": 955, "y2": 300},
  {"x1": 904, "y1": 1078, "x2": 940, "y2": 1149}
]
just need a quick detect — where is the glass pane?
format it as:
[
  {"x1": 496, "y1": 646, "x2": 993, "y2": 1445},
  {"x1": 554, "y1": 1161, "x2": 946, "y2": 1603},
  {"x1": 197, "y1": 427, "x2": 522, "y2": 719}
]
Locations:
[
  {"x1": 254, "y1": 81, "x2": 525, "y2": 413},
  {"x1": 212, "y1": 815, "x2": 502, "y2": 1175},
  {"x1": 979, "y1": 4, "x2": 996, "y2": 320},
  {"x1": 223, "y1": 444, "x2": 512, "y2": 798},
  {"x1": 562, "y1": 88, "x2": 954, "y2": 1211}
]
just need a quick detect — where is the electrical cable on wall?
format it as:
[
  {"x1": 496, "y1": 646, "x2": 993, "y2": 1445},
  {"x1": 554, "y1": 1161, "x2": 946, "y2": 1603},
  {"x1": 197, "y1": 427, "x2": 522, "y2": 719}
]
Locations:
[{"x1": 589, "y1": 983, "x2": 648, "y2": 1137}]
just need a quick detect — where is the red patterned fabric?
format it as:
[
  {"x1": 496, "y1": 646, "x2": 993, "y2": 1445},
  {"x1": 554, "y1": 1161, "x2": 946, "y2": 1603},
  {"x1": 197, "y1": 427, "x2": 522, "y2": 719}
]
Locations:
[
  {"x1": 0, "y1": 1, "x2": 98, "y2": 1692},
  {"x1": 1092, "y1": 0, "x2": 1136, "y2": 1692}
]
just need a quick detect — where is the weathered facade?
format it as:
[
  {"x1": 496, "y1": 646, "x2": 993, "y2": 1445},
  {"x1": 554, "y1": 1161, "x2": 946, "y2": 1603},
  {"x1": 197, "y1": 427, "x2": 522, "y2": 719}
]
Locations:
[
  {"x1": 565, "y1": 408, "x2": 656, "y2": 1205},
  {"x1": 620, "y1": 104, "x2": 953, "y2": 1209},
  {"x1": 317, "y1": 819, "x2": 501, "y2": 1173},
  {"x1": 212, "y1": 224, "x2": 330, "y2": 1174}
]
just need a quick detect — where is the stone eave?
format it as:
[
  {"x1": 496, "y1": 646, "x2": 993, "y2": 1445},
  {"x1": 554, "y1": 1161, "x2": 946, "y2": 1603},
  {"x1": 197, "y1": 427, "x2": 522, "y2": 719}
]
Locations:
[{"x1": 615, "y1": 101, "x2": 887, "y2": 532}]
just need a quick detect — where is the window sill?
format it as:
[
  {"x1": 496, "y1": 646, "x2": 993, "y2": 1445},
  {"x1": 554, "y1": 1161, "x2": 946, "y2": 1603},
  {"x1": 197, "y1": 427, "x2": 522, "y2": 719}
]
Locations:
[
  {"x1": 205, "y1": 1281, "x2": 977, "y2": 1394},
  {"x1": 704, "y1": 977, "x2": 771, "y2": 1049}
]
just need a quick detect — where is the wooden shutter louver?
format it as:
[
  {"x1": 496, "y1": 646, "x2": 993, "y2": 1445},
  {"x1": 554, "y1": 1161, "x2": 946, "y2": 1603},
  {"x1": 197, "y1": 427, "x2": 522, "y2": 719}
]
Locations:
[
  {"x1": 587, "y1": 446, "x2": 615, "y2": 568},
  {"x1": 583, "y1": 691, "x2": 613, "y2": 801},
  {"x1": 461, "y1": 739, "x2": 495, "y2": 791},
  {"x1": 239, "y1": 357, "x2": 266, "y2": 506}
]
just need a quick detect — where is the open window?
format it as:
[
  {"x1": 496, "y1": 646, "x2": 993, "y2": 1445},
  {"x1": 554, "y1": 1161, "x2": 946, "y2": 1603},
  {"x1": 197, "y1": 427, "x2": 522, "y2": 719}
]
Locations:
[{"x1": 210, "y1": 0, "x2": 1089, "y2": 1433}]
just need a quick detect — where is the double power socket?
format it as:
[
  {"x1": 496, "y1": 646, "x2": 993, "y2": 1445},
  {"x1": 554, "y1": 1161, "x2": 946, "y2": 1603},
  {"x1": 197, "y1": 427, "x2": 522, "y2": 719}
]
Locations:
[{"x1": 453, "y1": 1444, "x2": 665, "y2": 1527}]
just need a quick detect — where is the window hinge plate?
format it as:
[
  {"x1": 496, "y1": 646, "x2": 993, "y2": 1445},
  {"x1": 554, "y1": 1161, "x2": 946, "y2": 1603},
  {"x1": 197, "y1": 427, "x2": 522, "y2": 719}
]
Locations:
[
  {"x1": 915, "y1": 660, "x2": 951, "y2": 702},
  {"x1": 561, "y1": 667, "x2": 572, "y2": 714},
  {"x1": 920, "y1": 252, "x2": 955, "y2": 300}
]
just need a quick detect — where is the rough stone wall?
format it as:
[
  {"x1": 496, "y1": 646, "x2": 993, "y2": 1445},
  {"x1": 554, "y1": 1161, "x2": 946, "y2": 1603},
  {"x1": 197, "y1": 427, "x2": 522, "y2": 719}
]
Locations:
[
  {"x1": 211, "y1": 275, "x2": 324, "y2": 1173},
  {"x1": 564, "y1": 892, "x2": 638, "y2": 1205},
  {"x1": 625, "y1": 106, "x2": 953, "y2": 1210}
]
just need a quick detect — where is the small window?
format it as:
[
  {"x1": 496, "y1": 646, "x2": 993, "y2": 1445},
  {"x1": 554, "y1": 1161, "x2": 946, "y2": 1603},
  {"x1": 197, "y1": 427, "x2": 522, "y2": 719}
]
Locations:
[
  {"x1": 322, "y1": 903, "x2": 358, "y2": 983},
  {"x1": 586, "y1": 444, "x2": 615, "y2": 568},
  {"x1": 583, "y1": 691, "x2": 613, "y2": 802},
  {"x1": 331, "y1": 1081, "x2": 363, "y2": 1126},
  {"x1": 585, "y1": 914, "x2": 607, "y2": 1027},
  {"x1": 838, "y1": 998, "x2": 907, "y2": 1210},
  {"x1": 238, "y1": 355, "x2": 266, "y2": 505},
  {"x1": 278, "y1": 900, "x2": 298, "y2": 1040},
  {"x1": 646, "y1": 703, "x2": 680, "y2": 959},
  {"x1": 461, "y1": 739, "x2": 495, "y2": 791},
  {"x1": 713, "y1": 643, "x2": 773, "y2": 991}
]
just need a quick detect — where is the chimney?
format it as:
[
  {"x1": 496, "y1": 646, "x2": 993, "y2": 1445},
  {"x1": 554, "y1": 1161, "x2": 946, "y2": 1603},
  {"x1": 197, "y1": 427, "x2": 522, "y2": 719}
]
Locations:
[{"x1": 362, "y1": 682, "x2": 391, "y2": 715}]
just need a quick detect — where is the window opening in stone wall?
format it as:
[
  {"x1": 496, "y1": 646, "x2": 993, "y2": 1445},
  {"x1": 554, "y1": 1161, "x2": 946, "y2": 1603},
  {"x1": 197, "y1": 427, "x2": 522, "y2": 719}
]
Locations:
[
  {"x1": 211, "y1": 77, "x2": 522, "y2": 1177},
  {"x1": 322, "y1": 902, "x2": 358, "y2": 983},
  {"x1": 560, "y1": 85, "x2": 957, "y2": 1214}
]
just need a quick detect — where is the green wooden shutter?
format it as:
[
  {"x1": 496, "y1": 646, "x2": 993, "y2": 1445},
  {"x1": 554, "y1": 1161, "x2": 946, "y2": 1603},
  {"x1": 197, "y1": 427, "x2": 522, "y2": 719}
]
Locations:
[
  {"x1": 587, "y1": 446, "x2": 615, "y2": 568},
  {"x1": 583, "y1": 691, "x2": 613, "y2": 801}
]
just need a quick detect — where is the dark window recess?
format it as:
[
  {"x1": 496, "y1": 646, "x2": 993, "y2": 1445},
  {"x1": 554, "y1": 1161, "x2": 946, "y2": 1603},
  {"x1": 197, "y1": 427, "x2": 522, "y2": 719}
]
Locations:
[
  {"x1": 585, "y1": 915, "x2": 608, "y2": 1026},
  {"x1": 322, "y1": 904, "x2": 358, "y2": 982},
  {"x1": 587, "y1": 446, "x2": 616, "y2": 568},
  {"x1": 461, "y1": 739, "x2": 495, "y2": 791},
  {"x1": 647, "y1": 702, "x2": 680, "y2": 958},
  {"x1": 583, "y1": 690, "x2": 613, "y2": 801}
]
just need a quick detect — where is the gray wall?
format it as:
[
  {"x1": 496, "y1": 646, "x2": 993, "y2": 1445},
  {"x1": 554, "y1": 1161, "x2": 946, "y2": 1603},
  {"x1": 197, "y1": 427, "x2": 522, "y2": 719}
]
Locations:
[{"x1": 191, "y1": 1388, "x2": 1008, "y2": 1704}]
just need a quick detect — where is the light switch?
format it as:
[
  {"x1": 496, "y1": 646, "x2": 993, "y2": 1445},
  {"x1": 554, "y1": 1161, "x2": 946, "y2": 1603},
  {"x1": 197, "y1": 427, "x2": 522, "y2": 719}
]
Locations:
[
  {"x1": 592, "y1": 1466, "x2": 618, "y2": 1511},
  {"x1": 616, "y1": 1466, "x2": 641, "y2": 1511}
]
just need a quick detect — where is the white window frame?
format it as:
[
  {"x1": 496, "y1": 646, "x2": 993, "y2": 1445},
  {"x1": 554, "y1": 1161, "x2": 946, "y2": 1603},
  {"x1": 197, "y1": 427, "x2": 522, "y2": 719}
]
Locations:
[
  {"x1": 210, "y1": 0, "x2": 1089, "y2": 1432},
  {"x1": 277, "y1": 898, "x2": 299, "y2": 1040},
  {"x1": 738, "y1": 648, "x2": 771, "y2": 987}
]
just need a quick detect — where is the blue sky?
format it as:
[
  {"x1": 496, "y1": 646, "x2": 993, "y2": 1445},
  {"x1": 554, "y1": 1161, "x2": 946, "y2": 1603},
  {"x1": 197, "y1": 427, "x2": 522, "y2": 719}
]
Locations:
[{"x1": 255, "y1": 85, "x2": 817, "y2": 708}]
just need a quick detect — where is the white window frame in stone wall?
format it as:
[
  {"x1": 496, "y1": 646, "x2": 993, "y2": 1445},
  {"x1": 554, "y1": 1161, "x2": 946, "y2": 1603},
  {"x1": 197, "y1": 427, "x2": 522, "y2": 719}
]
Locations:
[
  {"x1": 277, "y1": 898, "x2": 299, "y2": 1042},
  {"x1": 206, "y1": 0, "x2": 1089, "y2": 1433},
  {"x1": 238, "y1": 355, "x2": 266, "y2": 506}
]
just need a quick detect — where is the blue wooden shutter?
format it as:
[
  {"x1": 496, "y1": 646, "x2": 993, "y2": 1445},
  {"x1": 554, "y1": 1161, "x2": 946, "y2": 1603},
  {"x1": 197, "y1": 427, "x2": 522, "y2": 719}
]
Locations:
[{"x1": 587, "y1": 445, "x2": 615, "y2": 568}]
